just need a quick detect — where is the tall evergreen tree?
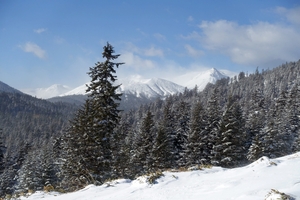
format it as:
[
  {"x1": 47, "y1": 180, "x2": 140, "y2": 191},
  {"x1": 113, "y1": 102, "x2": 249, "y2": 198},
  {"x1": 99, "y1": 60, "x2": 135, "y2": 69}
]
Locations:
[
  {"x1": 287, "y1": 83, "x2": 300, "y2": 152},
  {"x1": 185, "y1": 102, "x2": 207, "y2": 166},
  {"x1": 212, "y1": 95, "x2": 247, "y2": 167},
  {"x1": 131, "y1": 111, "x2": 156, "y2": 175},
  {"x1": 174, "y1": 100, "x2": 190, "y2": 167},
  {"x1": 62, "y1": 43, "x2": 123, "y2": 190},
  {"x1": 206, "y1": 88, "x2": 221, "y2": 164}
]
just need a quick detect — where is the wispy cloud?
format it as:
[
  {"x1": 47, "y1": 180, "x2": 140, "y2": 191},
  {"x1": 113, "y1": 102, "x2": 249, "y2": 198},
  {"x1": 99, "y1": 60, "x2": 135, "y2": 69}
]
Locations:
[
  {"x1": 34, "y1": 28, "x2": 47, "y2": 34},
  {"x1": 144, "y1": 46, "x2": 164, "y2": 57},
  {"x1": 19, "y1": 42, "x2": 47, "y2": 59},
  {"x1": 197, "y1": 19, "x2": 300, "y2": 65},
  {"x1": 124, "y1": 43, "x2": 164, "y2": 58},
  {"x1": 154, "y1": 33, "x2": 166, "y2": 41},
  {"x1": 184, "y1": 44, "x2": 204, "y2": 57},
  {"x1": 188, "y1": 16, "x2": 194, "y2": 22},
  {"x1": 120, "y1": 51, "x2": 156, "y2": 69},
  {"x1": 275, "y1": 6, "x2": 300, "y2": 25}
]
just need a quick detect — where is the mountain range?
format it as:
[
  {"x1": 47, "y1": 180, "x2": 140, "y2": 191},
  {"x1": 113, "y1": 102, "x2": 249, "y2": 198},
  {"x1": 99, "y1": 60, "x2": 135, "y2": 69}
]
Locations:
[
  {"x1": 21, "y1": 68, "x2": 231, "y2": 99},
  {"x1": 0, "y1": 68, "x2": 231, "y2": 110}
]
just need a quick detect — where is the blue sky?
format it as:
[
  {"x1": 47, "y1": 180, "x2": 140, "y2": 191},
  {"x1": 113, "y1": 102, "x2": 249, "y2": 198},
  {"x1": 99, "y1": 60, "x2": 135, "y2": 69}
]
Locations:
[{"x1": 1, "y1": 0, "x2": 300, "y2": 90}]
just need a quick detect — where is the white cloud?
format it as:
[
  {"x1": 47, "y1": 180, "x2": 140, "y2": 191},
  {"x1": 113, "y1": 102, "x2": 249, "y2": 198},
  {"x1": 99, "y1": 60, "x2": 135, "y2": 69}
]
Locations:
[
  {"x1": 119, "y1": 51, "x2": 156, "y2": 70},
  {"x1": 34, "y1": 28, "x2": 46, "y2": 34},
  {"x1": 144, "y1": 46, "x2": 164, "y2": 57},
  {"x1": 19, "y1": 42, "x2": 47, "y2": 59},
  {"x1": 184, "y1": 44, "x2": 204, "y2": 57},
  {"x1": 124, "y1": 43, "x2": 164, "y2": 58},
  {"x1": 275, "y1": 6, "x2": 300, "y2": 25},
  {"x1": 195, "y1": 19, "x2": 300, "y2": 66}
]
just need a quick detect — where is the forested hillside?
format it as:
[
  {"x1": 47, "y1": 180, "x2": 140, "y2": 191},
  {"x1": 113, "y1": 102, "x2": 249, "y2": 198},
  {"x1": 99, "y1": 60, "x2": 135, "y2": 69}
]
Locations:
[
  {"x1": 0, "y1": 43, "x2": 299, "y2": 197},
  {"x1": 0, "y1": 92, "x2": 78, "y2": 196}
]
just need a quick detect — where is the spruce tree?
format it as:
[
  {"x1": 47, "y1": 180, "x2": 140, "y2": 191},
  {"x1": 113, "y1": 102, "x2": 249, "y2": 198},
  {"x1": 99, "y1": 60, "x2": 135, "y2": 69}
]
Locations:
[
  {"x1": 62, "y1": 43, "x2": 123, "y2": 189},
  {"x1": 174, "y1": 100, "x2": 190, "y2": 167},
  {"x1": 287, "y1": 83, "x2": 300, "y2": 152},
  {"x1": 212, "y1": 95, "x2": 247, "y2": 167},
  {"x1": 85, "y1": 42, "x2": 123, "y2": 182},
  {"x1": 131, "y1": 110, "x2": 156, "y2": 175},
  {"x1": 185, "y1": 102, "x2": 207, "y2": 167},
  {"x1": 206, "y1": 88, "x2": 221, "y2": 164}
]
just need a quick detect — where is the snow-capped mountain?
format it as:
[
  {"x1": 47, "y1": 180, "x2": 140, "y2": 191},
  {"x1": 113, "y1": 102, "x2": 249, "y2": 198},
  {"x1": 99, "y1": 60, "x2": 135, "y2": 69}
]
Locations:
[
  {"x1": 177, "y1": 68, "x2": 229, "y2": 90},
  {"x1": 60, "y1": 75, "x2": 185, "y2": 99},
  {"x1": 0, "y1": 81, "x2": 23, "y2": 94},
  {"x1": 118, "y1": 75, "x2": 185, "y2": 99},
  {"x1": 24, "y1": 68, "x2": 232, "y2": 100},
  {"x1": 22, "y1": 84, "x2": 71, "y2": 99}
]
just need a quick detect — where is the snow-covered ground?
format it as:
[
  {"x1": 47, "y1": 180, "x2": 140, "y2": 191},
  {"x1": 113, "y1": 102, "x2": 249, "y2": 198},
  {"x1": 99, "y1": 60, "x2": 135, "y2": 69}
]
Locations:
[{"x1": 20, "y1": 152, "x2": 300, "y2": 200}]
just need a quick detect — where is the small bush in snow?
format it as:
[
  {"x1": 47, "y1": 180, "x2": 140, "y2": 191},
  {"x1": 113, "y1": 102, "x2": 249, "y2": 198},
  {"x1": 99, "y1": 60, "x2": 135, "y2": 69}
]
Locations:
[
  {"x1": 265, "y1": 189, "x2": 294, "y2": 200},
  {"x1": 147, "y1": 172, "x2": 164, "y2": 184},
  {"x1": 44, "y1": 185, "x2": 54, "y2": 192}
]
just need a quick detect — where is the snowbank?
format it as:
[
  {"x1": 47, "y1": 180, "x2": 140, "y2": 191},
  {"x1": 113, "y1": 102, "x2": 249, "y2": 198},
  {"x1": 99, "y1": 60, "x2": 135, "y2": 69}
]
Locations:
[{"x1": 20, "y1": 152, "x2": 300, "y2": 200}]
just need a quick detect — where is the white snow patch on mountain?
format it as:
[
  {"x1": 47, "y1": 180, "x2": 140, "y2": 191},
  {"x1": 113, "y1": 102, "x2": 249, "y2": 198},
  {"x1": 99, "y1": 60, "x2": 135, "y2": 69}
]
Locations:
[
  {"x1": 176, "y1": 68, "x2": 229, "y2": 90},
  {"x1": 60, "y1": 75, "x2": 185, "y2": 99},
  {"x1": 22, "y1": 84, "x2": 72, "y2": 99},
  {"x1": 20, "y1": 152, "x2": 300, "y2": 200},
  {"x1": 21, "y1": 68, "x2": 235, "y2": 99}
]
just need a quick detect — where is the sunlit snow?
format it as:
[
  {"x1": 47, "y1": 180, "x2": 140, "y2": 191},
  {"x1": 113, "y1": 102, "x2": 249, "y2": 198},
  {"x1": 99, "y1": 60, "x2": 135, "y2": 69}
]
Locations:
[{"x1": 20, "y1": 152, "x2": 300, "y2": 200}]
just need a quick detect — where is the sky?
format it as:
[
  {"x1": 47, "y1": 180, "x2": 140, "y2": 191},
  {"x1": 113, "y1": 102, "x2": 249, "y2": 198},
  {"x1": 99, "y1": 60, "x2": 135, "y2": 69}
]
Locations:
[{"x1": 1, "y1": 0, "x2": 300, "y2": 90}]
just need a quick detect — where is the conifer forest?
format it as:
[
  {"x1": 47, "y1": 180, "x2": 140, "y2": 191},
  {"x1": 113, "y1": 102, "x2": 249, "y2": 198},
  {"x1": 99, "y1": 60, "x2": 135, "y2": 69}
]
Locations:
[{"x1": 0, "y1": 43, "x2": 300, "y2": 197}]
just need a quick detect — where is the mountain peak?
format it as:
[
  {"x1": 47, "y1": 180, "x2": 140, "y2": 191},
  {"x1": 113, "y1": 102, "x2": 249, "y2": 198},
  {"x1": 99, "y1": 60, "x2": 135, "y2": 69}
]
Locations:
[{"x1": 180, "y1": 68, "x2": 229, "y2": 90}]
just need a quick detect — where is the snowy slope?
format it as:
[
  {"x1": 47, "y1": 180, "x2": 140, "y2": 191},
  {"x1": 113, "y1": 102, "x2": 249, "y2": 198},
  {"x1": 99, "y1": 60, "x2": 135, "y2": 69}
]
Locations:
[
  {"x1": 22, "y1": 68, "x2": 232, "y2": 99},
  {"x1": 177, "y1": 68, "x2": 229, "y2": 90},
  {"x1": 22, "y1": 84, "x2": 72, "y2": 99},
  {"x1": 60, "y1": 75, "x2": 185, "y2": 99},
  {"x1": 20, "y1": 152, "x2": 300, "y2": 200},
  {"x1": 0, "y1": 80, "x2": 23, "y2": 94}
]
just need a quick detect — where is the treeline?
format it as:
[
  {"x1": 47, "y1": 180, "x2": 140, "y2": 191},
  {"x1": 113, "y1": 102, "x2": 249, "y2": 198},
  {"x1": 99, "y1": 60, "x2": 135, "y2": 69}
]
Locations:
[{"x1": 0, "y1": 43, "x2": 299, "y2": 197}]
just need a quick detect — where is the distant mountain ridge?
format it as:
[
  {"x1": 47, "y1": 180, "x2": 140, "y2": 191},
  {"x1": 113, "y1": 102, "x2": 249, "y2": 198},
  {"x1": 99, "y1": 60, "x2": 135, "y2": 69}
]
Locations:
[
  {"x1": 21, "y1": 68, "x2": 231, "y2": 99},
  {"x1": 0, "y1": 81, "x2": 23, "y2": 94},
  {"x1": 60, "y1": 76, "x2": 185, "y2": 99}
]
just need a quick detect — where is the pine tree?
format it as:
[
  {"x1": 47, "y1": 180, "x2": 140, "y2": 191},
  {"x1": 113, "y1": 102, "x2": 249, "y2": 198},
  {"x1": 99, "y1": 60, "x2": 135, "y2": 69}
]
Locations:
[
  {"x1": 111, "y1": 111, "x2": 134, "y2": 179},
  {"x1": 152, "y1": 122, "x2": 173, "y2": 171},
  {"x1": 206, "y1": 88, "x2": 221, "y2": 164},
  {"x1": 174, "y1": 100, "x2": 190, "y2": 167},
  {"x1": 131, "y1": 110, "x2": 156, "y2": 175},
  {"x1": 212, "y1": 95, "x2": 247, "y2": 167},
  {"x1": 85, "y1": 43, "x2": 123, "y2": 174},
  {"x1": 262, "y1": 90, "x2": 293, "y2": 157},
  {"x1": 247, "y1": 88, "x2": 266, "y2": 161},
  {"x1": 185, "y1": 102, "x2": 206, "y2": 166},
  {"x1": 287, "y1": 83, "x2": 300, "y2": 152},
  {"x1": 61, "y1": 43, "x2": 123, "y2": 190},
  {"x1": 160, "y1": 96, "x2": 177, "y2": 168}
]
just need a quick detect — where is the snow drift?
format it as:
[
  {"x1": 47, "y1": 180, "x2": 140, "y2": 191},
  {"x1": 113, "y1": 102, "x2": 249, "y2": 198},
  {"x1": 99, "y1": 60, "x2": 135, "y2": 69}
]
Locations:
[{"x1": 20, "y1": 152, "x2": 300, "y2": 200}]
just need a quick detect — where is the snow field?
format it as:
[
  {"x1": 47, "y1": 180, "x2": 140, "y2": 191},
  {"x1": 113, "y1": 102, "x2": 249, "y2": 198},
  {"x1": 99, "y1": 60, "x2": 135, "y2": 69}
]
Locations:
[{"x1": 20, "y1": 152, "x2": 300, "y2": 200}]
